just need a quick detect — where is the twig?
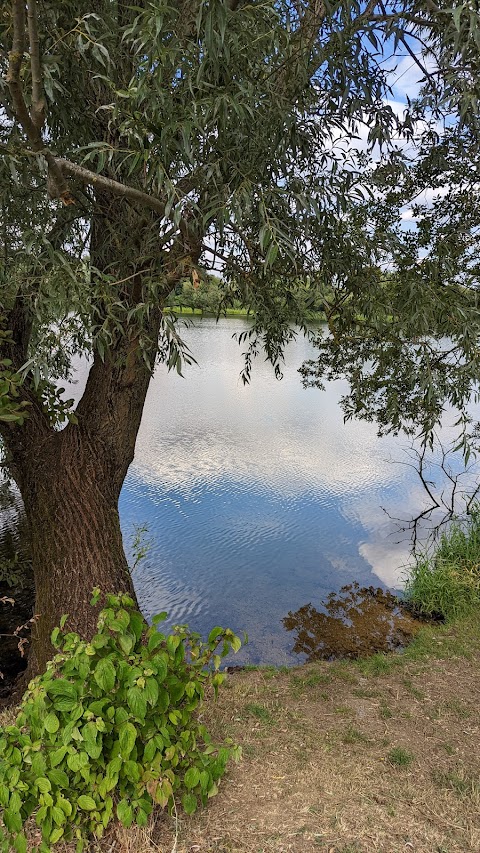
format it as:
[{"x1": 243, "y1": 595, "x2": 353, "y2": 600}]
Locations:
[{"x1": 170, "y1": 797, "x2": 179, "y2": 853}]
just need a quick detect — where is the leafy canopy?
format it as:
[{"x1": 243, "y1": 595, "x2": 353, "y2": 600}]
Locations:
[{"x1": 0, "y1": 0, "x2": 479, "y2": 438}]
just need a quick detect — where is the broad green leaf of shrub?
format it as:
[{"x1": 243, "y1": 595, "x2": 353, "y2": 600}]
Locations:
[{"x1": 0, "y1": 591, "x2": 241, "y2": 851}]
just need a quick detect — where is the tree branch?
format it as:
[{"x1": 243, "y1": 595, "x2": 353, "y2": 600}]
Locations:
[
  {"x1": 274, "y1": 0, "x2": 328, "y2": 97},
  {"x1": 5, "y1": 2, "x2": 194, "y2": 214},
  {"x1": 6, "y1": 0, "x2": 38, "y2": 145},
  {"x1": 26, "y1": 0, "x2": 44, "y2": 131},
  {"x1": 55, "y1": 158, "x2": 173, "y2": 217},
  {"x1": 5, "y1": 1, "x2": 70, "y2": 201}
]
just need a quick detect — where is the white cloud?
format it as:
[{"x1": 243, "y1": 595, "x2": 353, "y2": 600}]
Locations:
[{"x1": 386, "y1": 53, "x2": 438, "y2": 104}]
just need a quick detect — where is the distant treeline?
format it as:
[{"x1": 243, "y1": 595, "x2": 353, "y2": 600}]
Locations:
[
  {"x1": 164, "y1": 275, "x2": 327, "y2": 318},
  {"x1": 164, "y1": 275, "x2": 244, "y2": 314}
]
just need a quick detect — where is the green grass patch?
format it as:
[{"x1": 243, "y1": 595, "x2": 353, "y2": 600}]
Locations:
[
  {"x1": 244, "y1": 702, "x2": 275, "y2": 724},
  {"x1": 379, "y1": 701, "x2": 393, "y2": 719},
  {"x1": 405, "y1": 508, "x2": 480, "y2": 620},
  {"x1": 387, "y1": 747, "x2": 415, "y2": 767},
  {"x1": 356, "y1": 652, "x2": 396, "y2": 677},
  {"x1": 164, "y1": 306, "x2": 253, "y2": 317},
  {"x1": 342, "y1": 725, "x2": 370, "y2": 745},
  {"x1": 290, "y1": 671, "x2": 331, "y2": 692},
  {"x1": 401, "y1": 678, "x2": 425, "y2": 700},
  {"x1": 352, "y1": 611, "x2": 480, "y2": 680},
  {"x1": 432, "y1": 769, "x2": 480, "y2": 798},
  {"x1": 441, "y1": 698, "x2": 471, "y2": 719}
]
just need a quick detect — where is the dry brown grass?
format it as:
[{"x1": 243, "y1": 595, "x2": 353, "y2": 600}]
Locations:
[{"x1": 2, "y1": 621, "x2": 480, "y2": 853}]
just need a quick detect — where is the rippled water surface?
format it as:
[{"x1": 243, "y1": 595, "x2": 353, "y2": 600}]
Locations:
[
  {"x1": 113, "y1": 317, "x2": 473, "y2": 665},
  {"x1": 2, "y1": 318, "x2": 476, "y2": 666}
]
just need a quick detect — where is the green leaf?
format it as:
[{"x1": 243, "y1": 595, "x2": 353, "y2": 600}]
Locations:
[
  {"x1": 53, "y1": 695, "x2": 78, "y2": 712},
  {"x1": 208, "y1": 627, "x2": 224, "y2": 644},
  {"x1": 118, "y1": 633, "x2": 134, "y2": 655},
  {"x1": 136, "y1": 807, "x2": 149, "y2": 827},
  {"x1": 77, "y1": 795, "x2": 96, "y2": 811},
  {"x1": 151, "y1": 655, "x2": 168, "y2": 681},
  {"x1": 4, "y1": 808, "x2": 22, "y2": 833},
  {"x1": 147, "y1": 632, "x2": 164, "y2": 652},
  {"x1": 13, "y1": 833, "x2": 28, "y2": 853},
  {"x1": 58, "y1": 796, "x2": 73, "y2": 817},
  {"x1": 67, "y1": 752, "x2": 84, "y2": 773},
  {"x1": 47, "y1": 679, "x2": 77, "y2": 700},
  {"x1": 44, "y1": 712, "x2": 60, "y2": 734},
  {"x1": 184, "y1": 766, "x2": 200, "y2": 789},
  {"x1": 9, "y1": 791, "x2": 22, "y2": 812},
  {"x1": 36, "y1": 777, "x2": 51, "y2": 793},
  {"x1": 117, "y1": 799, "x2": 134, "y2": 827},
  {"x1": 127, "y1": 686, "x2": 147, "y2": 720},
  {"x1": 143, "y1": 739, "x2": 156, "y2": 763},
  {"x1": 48, "y1": 768, "x2": 69, "y2": 788},
  {"x1": 182, "y1": 792, "x2": 197, "y2": 814},
  {"x1": 82, "y1": 721, "x2": 100, "y2": 758},
  {"x1": 199, "y1": 770, "x2": 210, "y2": 792},
  {"x1": 230, "y1": 635, "x2": 242, "y2": 653},
  {"x1": 144, "y1": 676, "x2": 159, "y2": 706},
  {"x1": 50, "y1": 827, "x2": 64, "y2": 844},
  {"x1": 118, "y1": 721, "x2": 137, "y2": 757},
  {"x1": 51, "y1": 805, "x2": 66, "y2": 826},
  {"x1": 94, "y1": 658, "x2": 116, "y2": 692},
  {"x1": 452, "y1": 4, "x2": 463, "y2": 29},
  {"x1": 32, "y1": 752, "x2": 47, "y2": 776},
  {"x1": 49, "y1": 746, "x2": 68, "y2": 767},
  {"x1": 124, "y1": 759, "x2": 141, "y2": 782},
  {"x1": 0, "y1": 782, "x2": 9, "y2": 806}
]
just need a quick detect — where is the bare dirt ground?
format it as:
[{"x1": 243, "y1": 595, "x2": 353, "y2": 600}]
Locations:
[{"x1": 2, "y1": 618, "x2": 480, "y2": 853}]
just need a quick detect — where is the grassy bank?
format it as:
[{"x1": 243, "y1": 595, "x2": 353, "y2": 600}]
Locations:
[
  {"x1": 164, "y1": 306, "x2": 253, "y2": 317},
  {"x1": 164, "y1": 306, "x2": 327, "y2": 321},
  {"x1": 3, "y1": 616, "x2": 479, "y2": 853},
  {"x1": 405, "y1": 509, "x2": 480, "y2": 621}
]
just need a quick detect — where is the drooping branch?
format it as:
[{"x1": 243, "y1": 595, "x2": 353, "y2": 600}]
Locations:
[{"x1": 382, "y1": 437, "x2": 480, "y2": 554}]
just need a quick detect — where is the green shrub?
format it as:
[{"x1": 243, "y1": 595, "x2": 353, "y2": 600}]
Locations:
[
  {"x1": 405, "y1": 508, "x2": 480, "y2": 620},
  {"x1": 0, "y1": 590, "x2": 242, "y2": 853}
]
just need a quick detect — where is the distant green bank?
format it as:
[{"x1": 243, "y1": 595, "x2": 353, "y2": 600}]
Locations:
[
  {"x1": 164, "y1": 306, "x2": 252, "y2": 317},
  {"x1": 164, "y1": 306, "x2": 327, "y2": 321}
]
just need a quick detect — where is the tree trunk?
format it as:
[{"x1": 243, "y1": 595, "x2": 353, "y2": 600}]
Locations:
[
  {"x1": 17, "y1": 423, "x2": 137, "y2": 674},
  {"x1": 1, "y1": 292, "x2": 162, "y2": 676},
  {"x1": 1, "y1": 200, "x2": 169, "y2": 678}
]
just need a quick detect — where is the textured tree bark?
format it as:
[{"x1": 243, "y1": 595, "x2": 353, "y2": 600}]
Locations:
[
  {"x1": 1, "y1": 282, "x2": 162, "y2": 677},
  {"x1": 20, "y1": 427, "x2": 137, "y2": 674}
]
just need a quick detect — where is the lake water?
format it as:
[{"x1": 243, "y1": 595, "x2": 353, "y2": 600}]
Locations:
[
  {"x1": 116, "y1": 318, "x2": 477, "y2": 665},
  {"x1": 1, "y1": 318, "x2": 478, "y2": 666}
]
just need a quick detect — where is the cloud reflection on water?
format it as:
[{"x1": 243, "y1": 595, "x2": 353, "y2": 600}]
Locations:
[{"x1": 67, "y1": 318, "x2": 478, "y2": 663}]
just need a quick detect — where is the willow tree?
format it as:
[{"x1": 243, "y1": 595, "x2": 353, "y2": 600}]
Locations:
[{"x1": 0, "y1": 0, "x2": 476, "y2": 671}]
